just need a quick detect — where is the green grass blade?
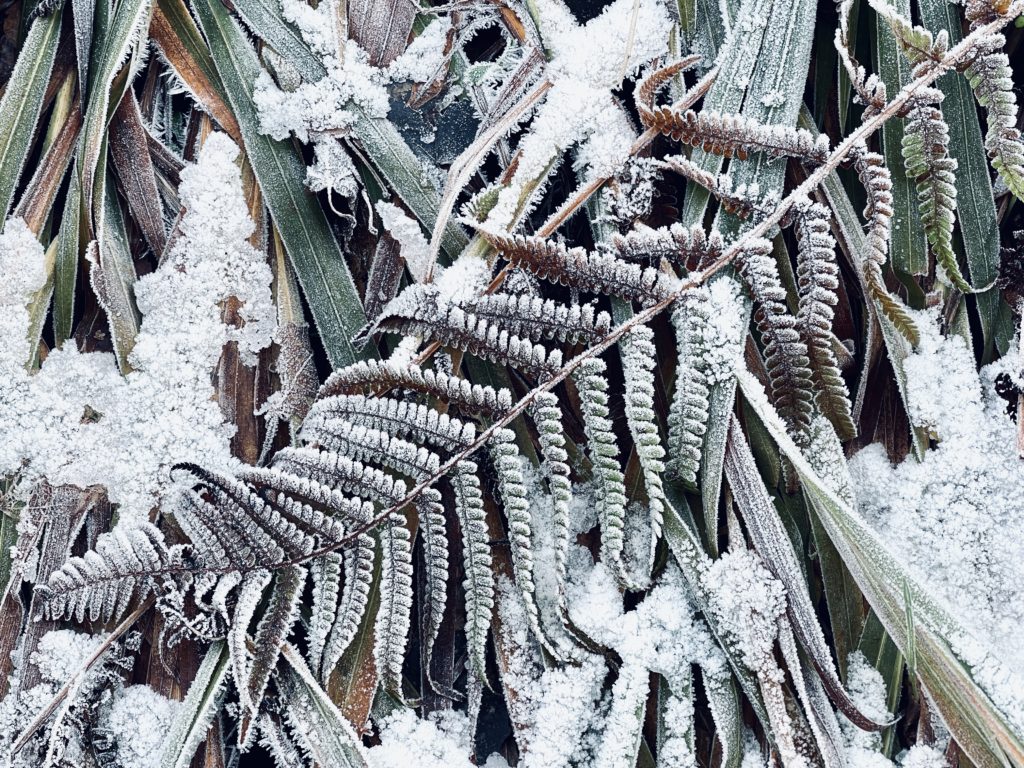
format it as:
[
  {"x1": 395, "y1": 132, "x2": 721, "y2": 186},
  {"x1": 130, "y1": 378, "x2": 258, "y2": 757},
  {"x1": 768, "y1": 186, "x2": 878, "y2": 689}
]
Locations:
[
  {"x1": 0, "y1": 14, "x2": 61, "y2": 222},
  {"x1": 680, "y1": 0, "x2": 770, "y2": 226},
  {"x1": 79, "y1": 0, "x2": 154, "y2": 217},
  {"x1": 858, "y1": 612, "x2": 904, "y2": 757},
  {"x1": 192, "y1": 0, "x2": 371, "y2": 368},
  {"x1": 54, "y1": 167, "x2": 82, "y2": 347}
]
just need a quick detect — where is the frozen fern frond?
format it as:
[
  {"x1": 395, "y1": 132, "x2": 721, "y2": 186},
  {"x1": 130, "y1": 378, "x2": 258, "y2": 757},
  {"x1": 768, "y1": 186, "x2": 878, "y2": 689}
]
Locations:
[
  {"x1": 307, "y1": 552, "x2": 342, "y2": 675},
  {"x1": 621, "y1": 324, "x2": 666, "y2": 572},
  {"x1": 902, "y1": 91, "x2": 975, "y2": 293},
  {"x1": 489, "y1": 426, "x2": 562, "y2": 657},
  {"x1": 851, "y1": 145, "x2": 921, "y2": 345},
  {"x1": 460, "y1": 293, "x2": 612, "y2": 344},
  {"x1": 639, "y1": 108, "x2": 830, "y2": 165},
  {"x1": 320, "y1": 533, "x2": 375, "y2": 682},
  {"x1": 452, "y1": 459, "x2": 494, "y2": 681},
  {"x1": 793, "y1": 199, "x2": 856, "y2": 440},
  {"x1": 869, "y1": 0, "x2": 950, "y2": 65},
  {"x1": 574, "y1": 356, "x2": 631, "y2": 587},
  {"x1": 736, "y1": 238, "x2": 814, "y2": 443},
  {"x1": 375, "y1": 506, "x2": 414, "y2": 696},
  {"x1": 318, "y1": 360, "x2": 513, "y2": 418},
  {"x1": 40, "y1": 523, "x2": 171, "y2": 623},
  {"x1": 609, "y1": 219, "x2": 725, "y2": 269},
  {"x1": 634, "y1": 57, "x2": 829, "y2": 165},
  {"x1": 366, "y1": 284, "x2": 564, "y2": 380},
  {"x1": 964, "y1": 34, "x2": 1024, "y2": 201},
  {"x1": 530, "y1": 391, "x2": 573, "y2": 631},
  {"x1": 304, "y1": 394, "x2": 477, "y2": 453},
  {"x1": 9, "y1": 0, "x2": 1024, "y2": 762},
  {"x1": 657, "y1": 156, "x2": 767, "y2": 221},
  {"x1": 668, "y1": 294, "x2": 713, "y2": 487},
  {"x1": 474, "y1": 227, "x2": 681, "y2": 305}
]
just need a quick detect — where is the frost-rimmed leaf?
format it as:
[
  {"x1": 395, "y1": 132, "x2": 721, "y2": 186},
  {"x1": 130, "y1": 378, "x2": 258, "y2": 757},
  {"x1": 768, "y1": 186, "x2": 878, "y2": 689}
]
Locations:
[
  {"x1": 91, "y1": 173, "x2": 142, "y2": 373},
  {"x1": 152, "y1": 0, "x2": 241, "y2": 139},
  {"x1": 230, "y1": 568, "x2": 272, "y2": 712},
  {"x1": 724, "y1": 419, "x2": 881, "y2": 732},
  {"x1": 79, "y1": 0, "x2": 154, "y2": 215},
  {"x1": 53, "y1": 167, "x2": 81, "y2": 346},
  {"x1": 0, "y1": 14, "x2": 61, "y2": 222},
  {"x1": 248, "y1": 565, "x2": 307, "y2": 713},
  {"x1": 160, "y1": 641, "x2": 231, "y2": 768},
  {"x1": 280, "y1": 643, "x2": 372, "y2": 767}
]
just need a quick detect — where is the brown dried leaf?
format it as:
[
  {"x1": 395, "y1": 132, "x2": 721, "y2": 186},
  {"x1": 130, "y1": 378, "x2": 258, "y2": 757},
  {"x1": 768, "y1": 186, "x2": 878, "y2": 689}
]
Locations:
[{"x1": 110, "y1": 94, "x2": 168, "y2": 255}]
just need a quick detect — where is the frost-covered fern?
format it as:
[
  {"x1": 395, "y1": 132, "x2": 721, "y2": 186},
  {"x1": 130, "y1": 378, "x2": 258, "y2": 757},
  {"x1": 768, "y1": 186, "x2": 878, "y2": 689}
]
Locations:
[{"x1": 4, "y1": 0, "x2": 1024, "y2": 765}]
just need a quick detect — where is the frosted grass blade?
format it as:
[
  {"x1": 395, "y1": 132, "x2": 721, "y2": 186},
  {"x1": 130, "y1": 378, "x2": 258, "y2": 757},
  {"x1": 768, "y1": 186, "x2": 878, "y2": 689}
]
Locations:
[{"x1": 0, "y1": 14, "x2": 61, "y2": 222}]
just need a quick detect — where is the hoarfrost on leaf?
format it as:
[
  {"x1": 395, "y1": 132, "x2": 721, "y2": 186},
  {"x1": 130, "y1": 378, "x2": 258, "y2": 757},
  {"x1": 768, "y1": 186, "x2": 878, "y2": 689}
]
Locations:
[{"x1": 376, "y1": 200, "x2": 432, "y2": 283}]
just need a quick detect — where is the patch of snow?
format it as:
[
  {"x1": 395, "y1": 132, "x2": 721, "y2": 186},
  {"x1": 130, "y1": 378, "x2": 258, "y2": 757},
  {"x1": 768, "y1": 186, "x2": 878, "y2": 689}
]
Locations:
[
  {"x1": 849, "y1": 310, "x2": 1024, "y2": 732},
  {"x1": 105, "y1": 685, "x2": 180, "y2": 768},
  {"x1": 387, "y1": 17, "x2": 451, "y2": 84},
  {"x1": 368, "y1": 707, "x2": 504, "y2": 768},
  {"x1": 253, "y1": 0, "x2": 390, "y2": 143},
  {"x1": 0, "y1": 133, "x2": 274, "y2": 522}
]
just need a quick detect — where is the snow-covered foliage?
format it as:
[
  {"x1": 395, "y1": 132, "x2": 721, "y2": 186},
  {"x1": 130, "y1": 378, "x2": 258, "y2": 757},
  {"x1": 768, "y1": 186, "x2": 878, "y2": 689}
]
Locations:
[
  {"x1": 2, "y1": 0, "x2": 1023, "y2": 764},
  {"x1": 0, "y1": 133, "x2": 274, "y2": 522},
  {"x1": 484, "y1": 0, "x2": 671, "y2": 229},
  {"x1": 850, "y1": 311, "x2": 1024, "y2": 724},
  {"x1": 254, "y1": 0, "x2": 390, "y2": 142}
]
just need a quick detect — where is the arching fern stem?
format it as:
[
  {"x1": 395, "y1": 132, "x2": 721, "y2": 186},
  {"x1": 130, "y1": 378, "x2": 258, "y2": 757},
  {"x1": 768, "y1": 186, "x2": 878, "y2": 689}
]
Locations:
[{"x1": 108, "y1": 2, "x2": 1024, "y2": 582}]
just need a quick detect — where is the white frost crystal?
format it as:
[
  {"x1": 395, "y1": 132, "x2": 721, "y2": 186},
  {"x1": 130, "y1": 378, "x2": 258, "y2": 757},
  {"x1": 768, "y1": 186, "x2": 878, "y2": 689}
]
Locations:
[
  {"x1": 104, "y1": 685, "x2": 180, "y2": 768},
  {"x1": 0, "y1": 132, "x2": 275, "y2": 522}
]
